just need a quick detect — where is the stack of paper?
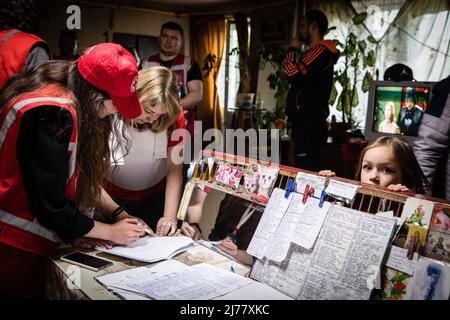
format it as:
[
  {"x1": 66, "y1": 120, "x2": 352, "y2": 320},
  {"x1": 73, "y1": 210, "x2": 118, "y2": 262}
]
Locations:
[
  {"x1": 130, "y1": 263, "x2": 253, "y2": 300},
  {"x1": 96, "y1": 260, "x2": 293, "y2": 300},
  {"x1": 97, "y1": 236, "x2": 194, "y2": 263},
  {"x1": 96, "y1": 260, "x2": 189, "y2": 300}
]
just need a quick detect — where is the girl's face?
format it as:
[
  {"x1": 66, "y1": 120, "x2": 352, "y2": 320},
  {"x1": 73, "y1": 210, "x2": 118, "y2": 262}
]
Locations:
[
  {"x1": 385, "y1": 106, "x2": 393, "y2": 121},
  {"x1": 99, "y1": 99, "x2": 117, "y2": 118},
  {"x1": 360, "y1": 145, "x2": 403, "y2": 188},
  {"x1": 136, "y1": 102, "x2": 167, "y2": 124}
]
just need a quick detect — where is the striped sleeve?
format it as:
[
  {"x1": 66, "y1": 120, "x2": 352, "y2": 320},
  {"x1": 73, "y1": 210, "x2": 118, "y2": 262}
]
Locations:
[{"x1": 284, "y1": 45, "x2": 333, "y2": 83}]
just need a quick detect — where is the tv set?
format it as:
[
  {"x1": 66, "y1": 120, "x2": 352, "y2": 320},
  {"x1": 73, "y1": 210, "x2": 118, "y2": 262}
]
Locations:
[{"x1": 365, "y1": 80, "x2": 436, "y2": 145}]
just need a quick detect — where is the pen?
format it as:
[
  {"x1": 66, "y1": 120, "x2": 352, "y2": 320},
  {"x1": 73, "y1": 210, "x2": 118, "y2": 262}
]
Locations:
[{"x1": 138, "y1": 222, "x2": 155, "y2": 236}]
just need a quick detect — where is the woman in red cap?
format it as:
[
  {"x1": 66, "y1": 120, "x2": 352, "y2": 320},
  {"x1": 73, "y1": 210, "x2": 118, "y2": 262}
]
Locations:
[{"x1": 0, "y1": 43, "x2": 149, "y2": 298}]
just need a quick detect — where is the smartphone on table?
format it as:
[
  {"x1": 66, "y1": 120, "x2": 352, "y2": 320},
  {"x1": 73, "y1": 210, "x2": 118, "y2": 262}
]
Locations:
[{"x1": 60, "y1": 251, "x2": 113, "y2": 272}]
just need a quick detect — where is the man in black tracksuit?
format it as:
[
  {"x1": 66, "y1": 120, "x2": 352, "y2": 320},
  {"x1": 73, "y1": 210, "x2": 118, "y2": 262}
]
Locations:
[{"x1": 284, "y1": 10, "x2": 339, "y2": 171}]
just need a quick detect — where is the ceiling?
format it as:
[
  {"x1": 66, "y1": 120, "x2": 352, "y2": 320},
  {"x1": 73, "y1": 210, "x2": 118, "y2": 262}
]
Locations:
[{"x1": 53, "y1": 0, "x2": 293, "y2": 15}]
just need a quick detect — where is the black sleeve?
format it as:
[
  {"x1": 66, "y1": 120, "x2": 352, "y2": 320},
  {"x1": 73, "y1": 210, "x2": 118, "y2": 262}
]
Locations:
[
  {"x1": 187, "y1": 60, "x2": 203, "y2": 83},
  {"x1": 16, "y1": 106, "x2": 94, "y2": 243},
  {"x1": 284, "y1": 46, "x2": 336, "y2": 85}
]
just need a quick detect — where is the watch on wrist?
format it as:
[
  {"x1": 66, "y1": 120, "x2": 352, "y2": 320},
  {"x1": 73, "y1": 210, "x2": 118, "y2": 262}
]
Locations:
[{"x1": 111, "y1": 206, "x2": 125, "y2": 220}]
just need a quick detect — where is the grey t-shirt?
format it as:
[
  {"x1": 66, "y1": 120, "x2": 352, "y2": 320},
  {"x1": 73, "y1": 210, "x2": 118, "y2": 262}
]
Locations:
[{"x1": 24, "y1": 45, "x2": 50, "y2": 70}]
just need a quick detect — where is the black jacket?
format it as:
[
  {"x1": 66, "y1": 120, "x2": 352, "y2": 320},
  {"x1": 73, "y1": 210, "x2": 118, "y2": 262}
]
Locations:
[{"x1": 284, "y1": 40, "x2": 339, "y2": 124}]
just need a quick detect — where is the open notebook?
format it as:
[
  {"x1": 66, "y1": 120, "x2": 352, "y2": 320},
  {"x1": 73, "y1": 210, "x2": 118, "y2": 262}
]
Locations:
[{"x1": 96, "y1": 236, "x2": 194, "y2": 263}]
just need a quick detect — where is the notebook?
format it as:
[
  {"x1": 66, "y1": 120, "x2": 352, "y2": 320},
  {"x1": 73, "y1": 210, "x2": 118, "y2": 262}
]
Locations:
[{"x1": 96, "y1": 236, "x2": 194, "y2": 263}]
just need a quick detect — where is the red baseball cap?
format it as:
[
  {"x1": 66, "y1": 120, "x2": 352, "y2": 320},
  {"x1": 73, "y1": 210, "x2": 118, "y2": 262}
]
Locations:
[{"x1": 77, "y1": 43, "x2": 142, "y2": 119}]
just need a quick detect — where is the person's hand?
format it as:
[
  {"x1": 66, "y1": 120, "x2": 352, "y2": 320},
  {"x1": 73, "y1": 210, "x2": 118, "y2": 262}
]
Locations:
[
  {"x1": 218, "y1": 238, "x2": 238, "y2": 257},
  {"x1": 71, "y1": 237, "x2": 113, "y2": 250},
  {"x1": 318, "y1": 170, "x2": 336, "y2": 177},
  {"x1": 115, "y1": 211, "x2": 154, "y2": 236},
  {"x1": 156, "y1": 217, "x2": 177, "y2": 236},
  {"x1": 387, "y1": 184, "x2": 411, "y2": 192},
  {"x1": 181, "y1": 222, "x2": 203, "y2": 241},
  {"x1": 109, "y1": 218, "x2": 146, "y2": 245},
  {"x1": 289, "y1": 38, "x2": 300, "y2": 48}
]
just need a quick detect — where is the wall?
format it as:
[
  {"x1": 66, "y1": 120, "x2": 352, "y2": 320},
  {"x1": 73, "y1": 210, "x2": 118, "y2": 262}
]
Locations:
[
  {"x1": 37, "y1": 3, "x2": 190, "y2": 57},
  {"x1": 252, "y1": 2, "x2": 296, "y2": 113}
]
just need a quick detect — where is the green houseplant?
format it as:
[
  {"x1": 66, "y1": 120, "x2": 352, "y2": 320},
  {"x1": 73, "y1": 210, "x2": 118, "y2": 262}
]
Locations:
[
  {"x1": 329, "y1": 11, "x2": 379, "y2": 129},
  {"x1": 257, "y1": 45, "x2": 305, "y2": 129}
]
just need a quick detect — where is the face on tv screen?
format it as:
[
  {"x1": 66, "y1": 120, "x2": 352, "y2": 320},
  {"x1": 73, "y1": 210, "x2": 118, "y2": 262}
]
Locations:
[{"x1": 373, "y1": 85, "x2": 430, "y2": 137}]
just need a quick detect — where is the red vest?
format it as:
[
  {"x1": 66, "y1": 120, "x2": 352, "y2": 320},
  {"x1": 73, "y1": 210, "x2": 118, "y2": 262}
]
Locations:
[
  {"x1": 145, "y1": 54, "x2": 197, "y2": 137},
  {"x1": 0, "y1": 84, "x2": 78, "y2": 256},
  {"x1": 0, "y1": 29, "x2": 50, "y2": 89}
]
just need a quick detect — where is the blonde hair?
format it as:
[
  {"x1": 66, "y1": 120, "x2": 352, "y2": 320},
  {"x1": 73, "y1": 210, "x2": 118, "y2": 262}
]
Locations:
[
  {"x1": 355, "y1": 136, "x2": 429, "y2": 194},
  {"x1": 135, "y1": 66, "x2": 180, "y2": 133},
  {"x1": 384, "y1": 101, "x2": 395, "y2": 121}
]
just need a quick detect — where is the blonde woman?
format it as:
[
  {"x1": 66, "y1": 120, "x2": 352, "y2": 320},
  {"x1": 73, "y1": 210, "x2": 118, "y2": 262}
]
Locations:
[
  {"x1": 104, "y1": 66, "x2": 185, "y2": 236},
  {"x1": 378, "y1": 101, "x2": 400, "y2": 134}
]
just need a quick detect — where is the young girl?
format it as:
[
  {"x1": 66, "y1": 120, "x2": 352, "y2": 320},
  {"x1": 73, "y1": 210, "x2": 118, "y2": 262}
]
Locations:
[
  {"x1": 320, "y1": 136, "x2": 429, "y2": 194},
  {"x1": 378, "y1": 102, "x2": 400, "y2": 134}
]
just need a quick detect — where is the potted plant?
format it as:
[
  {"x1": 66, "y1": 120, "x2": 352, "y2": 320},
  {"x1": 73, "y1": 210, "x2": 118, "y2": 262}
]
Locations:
[
  {"x1": 258, "y1": 45, "x2": 305, "y2": 130},
  {"x1": 328, "y1": 11, "x2": 379, "y2": 142}
]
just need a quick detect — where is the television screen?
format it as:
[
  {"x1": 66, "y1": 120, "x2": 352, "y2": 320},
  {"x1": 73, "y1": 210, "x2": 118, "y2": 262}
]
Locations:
[{"x1": 365, "y1": 81, "x2": 435, "y2": 144}]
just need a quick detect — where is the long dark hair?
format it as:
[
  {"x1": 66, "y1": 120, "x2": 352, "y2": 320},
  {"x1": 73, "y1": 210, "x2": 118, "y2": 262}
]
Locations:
[
  {"x1": 0, "y1": 60, "x2": 128, "y2": 208},
  {"x1": 355, "y1": 136, "x2": 430, "y2": 194}
]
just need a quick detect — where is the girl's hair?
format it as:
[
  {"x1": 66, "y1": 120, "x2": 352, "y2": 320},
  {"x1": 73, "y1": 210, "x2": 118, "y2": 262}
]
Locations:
[
  {"x1": 0, "y1": 60, "x2": 127, "y2": 208},
  {"x1": 384, "y1": 101, "x2": 395, "y2": 120},
  {"x1": 355, "y1": 136, "x2": 429, "y2": 194},
  {"x1": 132, "y1": 66, "x2": 180, "y2": 133}
]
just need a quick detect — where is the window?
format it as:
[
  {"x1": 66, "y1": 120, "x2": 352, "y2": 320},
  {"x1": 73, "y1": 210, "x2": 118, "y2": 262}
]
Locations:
[{"x1": 217, "y1": 20, "x2": 240, "y2": 113}]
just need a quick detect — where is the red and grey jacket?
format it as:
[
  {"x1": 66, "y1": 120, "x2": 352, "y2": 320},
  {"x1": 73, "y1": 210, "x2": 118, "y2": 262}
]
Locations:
[
  {"x1": 0, "y1": 84, "x2": 77, "y2": 256},
  {"x1": 0, "y1": 29, "x2": 50, "y2": 89},
  {"x1": 145, "y1": 54, "x2": 197, "y2": 136}
]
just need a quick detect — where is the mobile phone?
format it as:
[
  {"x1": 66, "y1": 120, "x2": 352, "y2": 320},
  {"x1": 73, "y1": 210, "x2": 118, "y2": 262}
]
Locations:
[{"x1": 60, "y1": 251, "x2": 113, "y2": 272}]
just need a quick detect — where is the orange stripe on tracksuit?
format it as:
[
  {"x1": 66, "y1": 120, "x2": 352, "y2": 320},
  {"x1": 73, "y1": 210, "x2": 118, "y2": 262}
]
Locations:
[{"x1": 303, "y1": 46, "x2": 326, "y2": 65}]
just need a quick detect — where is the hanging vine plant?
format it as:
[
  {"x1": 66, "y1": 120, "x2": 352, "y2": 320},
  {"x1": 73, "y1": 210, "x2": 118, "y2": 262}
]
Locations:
[{"x1": 329, "y1": 11, "x2": 379, "y2": 128}]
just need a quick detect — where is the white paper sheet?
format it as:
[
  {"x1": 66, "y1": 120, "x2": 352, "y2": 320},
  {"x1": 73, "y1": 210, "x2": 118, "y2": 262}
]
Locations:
[
  {"x1": 295, "y1": 172, "x2": 327, "y2": 198},
  {"x1": 215, "y1": 281, "x2": 293, "y2": 300},
  {"x1": 197, "y1": 240, "x2": 238, "y2": 262},
  {"x1": 292, "y1": 198, "x2": 331, "y2": 249},
  {"x1": 264, "y1": 193, "x2": 304, "y2": 263},
  {"x1": 325, "y1": 179, "x2": 358, "y2": 201},
  {"x1": 299, "y1": 206, "x2": 396, "y2": 300},
  {"x1": 252, "y1": 205, "x2": 396, "y2": 300},
  {"x1": 246, "y1": 188, "x2": 292, "y2": 259},
  {"x1": 96, "y1": 236, "x2": 194, "y2": 263},
  {"x1": 95, "y1": 259, "x2": 189, "y2": 297},
  {"x1": 386, "y1": 245, "x2": 419, "y2": 275},
  {"x1": 132, "y1": 263, "x2": 253, "y2": 300}
]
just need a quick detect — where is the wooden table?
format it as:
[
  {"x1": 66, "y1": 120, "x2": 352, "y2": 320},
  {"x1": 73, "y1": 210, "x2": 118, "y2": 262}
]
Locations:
[{"x1": 43, "y1": 242, "x2": 251, "y2": 300}]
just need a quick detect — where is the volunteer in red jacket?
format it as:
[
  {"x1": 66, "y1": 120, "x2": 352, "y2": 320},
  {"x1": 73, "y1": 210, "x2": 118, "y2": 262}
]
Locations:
[
  {"x1": 0, "y1": 43, "x2": 148, "y2": 298},
  {"x1": 0, "y1": 0, "x2": 51, "y2": 89},
  {"x1": 104, "y1": 66, "x2": 185, "y2": 236}
]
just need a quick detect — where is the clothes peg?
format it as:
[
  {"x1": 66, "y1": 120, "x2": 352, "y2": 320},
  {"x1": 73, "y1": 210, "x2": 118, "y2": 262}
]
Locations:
[
  {"x1": 284, "y1": 179, "x2": 293, "y2": 199},
  {"x1": 302, "y1": 184, "x2": 314, "y2": 204},
  {"x1": 319, "y1": 190, "x2": 328, "y2": 208}
]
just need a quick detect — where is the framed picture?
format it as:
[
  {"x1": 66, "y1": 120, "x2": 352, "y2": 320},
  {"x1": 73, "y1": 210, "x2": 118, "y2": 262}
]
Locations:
[{"x1": 261, "y1": 15, "x2": 289, "y2": 44}]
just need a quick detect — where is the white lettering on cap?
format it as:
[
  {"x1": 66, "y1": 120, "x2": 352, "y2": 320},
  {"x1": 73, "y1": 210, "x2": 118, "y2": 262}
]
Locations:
[
  {"x1": 85, "y1": 45, "x2": 97, "y2": 55},
  {"x1": 130, "y1": 75, "x2": 138, "y2": 93}
]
